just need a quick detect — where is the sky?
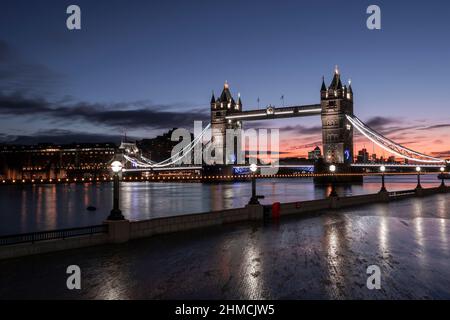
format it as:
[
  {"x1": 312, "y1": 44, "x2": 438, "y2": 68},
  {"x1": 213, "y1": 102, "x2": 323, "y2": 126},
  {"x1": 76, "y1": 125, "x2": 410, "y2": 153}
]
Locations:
[{"x1": 0, "y1": 0, "x2": 449, "y2": 159}]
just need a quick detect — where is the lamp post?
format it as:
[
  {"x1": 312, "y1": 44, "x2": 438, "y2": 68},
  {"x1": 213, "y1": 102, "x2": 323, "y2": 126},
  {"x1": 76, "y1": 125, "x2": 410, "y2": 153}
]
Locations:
[
  {"x1": 248, "y1": 163, "x2": 260, "y2": 205},
  {"x1": 380, "y1": 165, "x2": 386, "y2": 192},
  {"x1": 440, "y1": 166, "x2": 446, "y2": 187},
  {"x1": 329, "y1": 164, "x2": 337, "y2": 197},
  {"x1": 416, "y1": 166, "x2": 421, "y2": 189},
  {"x1": 108, "y1": 161, "x2": 124, "y2": 220}
]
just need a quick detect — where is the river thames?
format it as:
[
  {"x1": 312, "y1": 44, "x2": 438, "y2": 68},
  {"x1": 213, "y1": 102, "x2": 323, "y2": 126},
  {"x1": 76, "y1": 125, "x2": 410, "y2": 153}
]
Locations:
[
  {"x1": 0, "y1": 174, "x2": 443, "y2": 235},
  {"x1": 0, "y1": 192, "x2": 449, "y2": 299}
]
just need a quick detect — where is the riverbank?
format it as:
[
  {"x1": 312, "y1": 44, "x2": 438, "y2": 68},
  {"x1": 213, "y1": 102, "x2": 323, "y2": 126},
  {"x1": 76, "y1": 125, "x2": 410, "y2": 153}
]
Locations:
[
  {"x1": 1, "y1": 192, "x2": 449, "y2": 299},
  {"x1": 1, "y1": 185, "x2": 448, "y2": 260}
]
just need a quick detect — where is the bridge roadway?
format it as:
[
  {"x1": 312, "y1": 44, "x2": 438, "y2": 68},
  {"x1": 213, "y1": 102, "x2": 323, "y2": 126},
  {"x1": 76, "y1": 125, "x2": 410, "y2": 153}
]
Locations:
[
  {"x1": 350, "y1": 163, "x2": 445, "y2": 168},
  {"x1": 225, "y1": 104, "x2": 322, "y2": 121},
  {"x1": 121, "y1": 163, "x2": 445, "y2": 172}
]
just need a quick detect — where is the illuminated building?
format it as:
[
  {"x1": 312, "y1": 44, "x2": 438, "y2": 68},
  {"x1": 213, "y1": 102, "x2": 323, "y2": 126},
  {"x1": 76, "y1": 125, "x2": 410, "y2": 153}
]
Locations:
[{"x1": 0, "y1": 143, "x2": 116, "y2": 180}]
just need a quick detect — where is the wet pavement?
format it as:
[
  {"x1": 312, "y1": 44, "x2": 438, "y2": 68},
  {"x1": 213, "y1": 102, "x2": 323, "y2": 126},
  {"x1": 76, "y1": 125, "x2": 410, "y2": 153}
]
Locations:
[{"x1": 1, "y1": 193, "x2": 450, "y2": 299}]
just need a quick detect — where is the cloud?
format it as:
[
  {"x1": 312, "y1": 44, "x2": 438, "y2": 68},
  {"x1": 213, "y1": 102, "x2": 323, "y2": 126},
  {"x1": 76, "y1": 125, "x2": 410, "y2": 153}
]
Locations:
[
  {"x1": 0, "y1": 129, "x2": 124, "y2": 145},
  {"x1": 0, "y1": 91, "x2": 209, "y2": 130},
  {"x1": 287, "y1": 141, "x2": 322, "y2": 150},
  {"x1": 358, "y1": 116, "x2": 426, "y2": 137},
  {"x1": 278, "y1": 124, "x2": 322, "y2": 135},
  {"x1": 431, "y1": 150, "x2": 450, "y2": 158},
  {"x1": 419, "y1": 124, "x2": 450, "y2": 131},
  {"x1": 364, "y1": 116, "x2": 400, "y2": 129},
  {"x1": 0, "y1": 39, "x2": 63, "y2": 93}
]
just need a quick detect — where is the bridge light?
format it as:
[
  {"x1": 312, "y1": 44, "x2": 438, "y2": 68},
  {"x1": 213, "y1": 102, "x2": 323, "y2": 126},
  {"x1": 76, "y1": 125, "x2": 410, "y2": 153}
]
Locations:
[
  {"x1": 248, "y1": 164, "x2": 261, "y2": 204},
  {"x1": 328, "y1": 165, "x2": 338, "y2": 197},
  {"x1": 416, "y1": 166, "x2": 422, "y2": 189},
  {"x1": 111, "y1": 161, "x2": 123, "y2": 173},
  {"x1": 379, "y1": 166, "x2": 387, "y2": 192},
  {"x1": 440, "y1": 166, "x2": 446, "y2": 187}
]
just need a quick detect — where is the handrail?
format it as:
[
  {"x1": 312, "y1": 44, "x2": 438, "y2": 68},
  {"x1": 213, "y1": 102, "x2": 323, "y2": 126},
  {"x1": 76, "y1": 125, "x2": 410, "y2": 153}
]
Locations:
[{"x1": 0, "y1": 224, "x2": 108, "y2": 246}]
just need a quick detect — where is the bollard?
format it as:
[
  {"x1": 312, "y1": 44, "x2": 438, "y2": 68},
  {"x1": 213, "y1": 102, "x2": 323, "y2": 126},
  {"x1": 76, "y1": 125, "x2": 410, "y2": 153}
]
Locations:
[{"x1": 272, "y1": 202, "x2": 281, "y2": 220}]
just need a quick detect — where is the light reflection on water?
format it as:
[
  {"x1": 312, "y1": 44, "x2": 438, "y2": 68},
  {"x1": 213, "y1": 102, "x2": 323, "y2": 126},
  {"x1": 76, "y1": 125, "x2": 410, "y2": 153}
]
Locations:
[{"x1": 0, "y1": 174, "x2": 444, "y2": 235}]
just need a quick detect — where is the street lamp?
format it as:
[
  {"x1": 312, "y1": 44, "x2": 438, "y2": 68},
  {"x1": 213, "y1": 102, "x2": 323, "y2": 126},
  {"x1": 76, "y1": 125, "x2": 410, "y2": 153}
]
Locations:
[
  {"x1": 440, "y1": 166, "x2": 446, "y2": 187},
  {"x1": 329, "y1": 164, "x2": 337, "y2": 197},
  {"x1": 380, "y1": 165, "x2": 386, "y2": 192},
  {"x1": 108, "y1": 161, "x2": 124, "y2": 220},
  {"x1": 416, "y1": 166, "x2": 421, "y2": 189},
  {"x1": 248, "y1": 163, "x2": 260, "y2": 204}
]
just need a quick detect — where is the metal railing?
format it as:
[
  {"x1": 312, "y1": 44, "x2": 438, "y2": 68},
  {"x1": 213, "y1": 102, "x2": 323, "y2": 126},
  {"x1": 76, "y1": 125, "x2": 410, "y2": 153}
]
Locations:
[
  {"x1": 0, "y1": 225, "x2": 108, "y2": 246},
  {"x1": 389, "y1": 189, "x2": 416, "y2": 197}
]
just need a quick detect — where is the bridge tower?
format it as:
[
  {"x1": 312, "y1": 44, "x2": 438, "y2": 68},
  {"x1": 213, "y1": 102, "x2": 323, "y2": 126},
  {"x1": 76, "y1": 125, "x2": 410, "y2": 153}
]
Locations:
[
  {"x1": 210, "y1": 81, "x2": 242, "y2": 165},
  {"x1": 320, "y1": 67, "x2": 354, "y2": 164}
]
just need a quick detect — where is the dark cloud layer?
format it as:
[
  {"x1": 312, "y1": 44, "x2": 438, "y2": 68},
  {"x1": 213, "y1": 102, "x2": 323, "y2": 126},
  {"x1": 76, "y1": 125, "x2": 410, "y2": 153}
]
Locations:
[
  {"x1": 420, "y1": 124, "x2": 450, "y2": 131},
  {"x1": 278, "y1": 124, "x2": 322, "y2": 135},
  {"x1": 279, "y1": 116, "x2": 405, "y2": 136},
  {"x1": 0, "y1": 40, "x2": 63, "y2": 93},
  {"x1": 0, "y1": 91, "x2": 209, "y2": 131},
  {"x1": 431, "y1": 150, "x2": 450, "y2": 158},
  {"x1": 364, "y1": 116, "x2": 399, "y2": 129},
  {"x1": 0, "y1": 129, "x2": 124, "y2": 145}
]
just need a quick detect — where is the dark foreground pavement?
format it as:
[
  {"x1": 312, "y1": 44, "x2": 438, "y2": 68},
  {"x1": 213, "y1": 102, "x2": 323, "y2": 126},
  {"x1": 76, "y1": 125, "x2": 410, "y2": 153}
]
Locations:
[{"x1": 1, "y1": 194, "x2": 450, "y2": 299}]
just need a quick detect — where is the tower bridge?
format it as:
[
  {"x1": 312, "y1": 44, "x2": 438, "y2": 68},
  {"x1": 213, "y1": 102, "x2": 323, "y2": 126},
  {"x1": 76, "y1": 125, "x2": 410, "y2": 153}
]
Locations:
[
  {"x1": 121, "y1": 67, "x2": 448, "y2": 174},
  {"x1": 211, "y1": 66, "x2": 355, "y2": 166}
]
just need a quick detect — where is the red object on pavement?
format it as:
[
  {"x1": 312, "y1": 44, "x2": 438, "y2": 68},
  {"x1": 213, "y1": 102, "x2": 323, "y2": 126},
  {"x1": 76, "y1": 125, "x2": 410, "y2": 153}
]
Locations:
[{"x1": 272, "y1": 202, "x2": 281, "y2": 219}]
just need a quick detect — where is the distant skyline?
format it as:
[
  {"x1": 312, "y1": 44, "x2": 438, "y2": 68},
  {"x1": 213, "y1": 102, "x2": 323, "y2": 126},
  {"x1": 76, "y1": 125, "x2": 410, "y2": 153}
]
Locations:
[{"x1": 0, "y1": 0, "x2": 449, "y2": 158}]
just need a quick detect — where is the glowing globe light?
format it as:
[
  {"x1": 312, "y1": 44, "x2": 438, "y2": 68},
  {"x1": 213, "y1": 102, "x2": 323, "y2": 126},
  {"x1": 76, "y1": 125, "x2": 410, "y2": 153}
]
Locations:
[
  {"x1": 111, "y1": 161, "x2": 123, "y2": 173},
  {"x1": 329, "y1": 165, "x2": 336, "y2": 173},
  {"x1": 380, "y1": 165, "x2": 386, "y2": 172},
  {"x1": 416, "y1": 166, "x2": 421, "y2": 172},
  {"x1": 440, "y1": 166, "x2": 445, "y2": 172}
]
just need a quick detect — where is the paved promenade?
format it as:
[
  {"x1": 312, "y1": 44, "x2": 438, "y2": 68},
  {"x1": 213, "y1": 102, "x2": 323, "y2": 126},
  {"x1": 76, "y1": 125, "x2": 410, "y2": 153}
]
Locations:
[{"x1": 1, "y1": 193, "x2": 450, "y2": 299}]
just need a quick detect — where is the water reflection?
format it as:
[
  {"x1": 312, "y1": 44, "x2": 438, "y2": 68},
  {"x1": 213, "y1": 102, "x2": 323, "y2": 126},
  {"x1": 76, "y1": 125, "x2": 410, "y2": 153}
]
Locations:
[
  {"x1": 242, "y1": 242, "x2": 264, "y2": 299},
  {"x1": 96, "y1": 259, "x2": 131, "y2": 300},
  {"x1": 435, "y1": 198, "x2": 448, "y2": 249},
  {"x1": 321, "y1": 215, "x2": 350, "y2": 298},
  {"x1": 379, "y1": 216, "x2": 389, "y2": 257},
  {"x1": 0, "y1": 174, "x2": 445, "y2": 235},
  {"x1": 412, "y1": 200, "x2": 425, "y2": 248},
  {"x1": 375, "y1": 205, "x2": 390, "y2": 258}
]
